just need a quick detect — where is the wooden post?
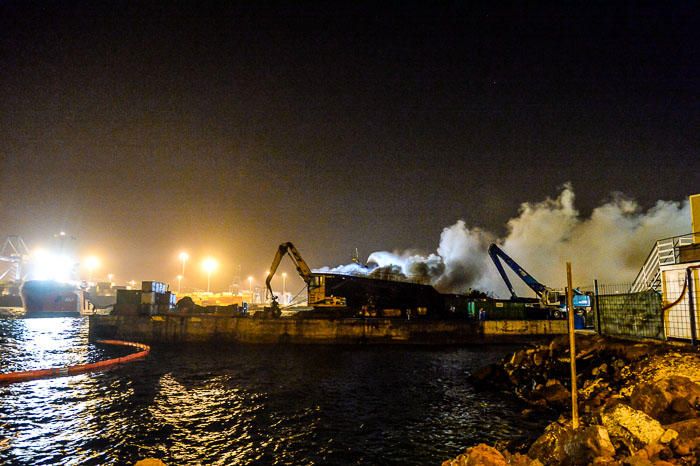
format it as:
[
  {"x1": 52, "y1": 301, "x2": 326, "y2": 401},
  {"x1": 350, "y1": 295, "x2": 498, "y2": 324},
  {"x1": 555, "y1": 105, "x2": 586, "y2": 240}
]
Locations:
[
  {"x1": 594, "y1": 279, "x2": 602, "y2": 334},
  {"x1": 567, "y1": 262, "x2": 579, "y2": 429}
]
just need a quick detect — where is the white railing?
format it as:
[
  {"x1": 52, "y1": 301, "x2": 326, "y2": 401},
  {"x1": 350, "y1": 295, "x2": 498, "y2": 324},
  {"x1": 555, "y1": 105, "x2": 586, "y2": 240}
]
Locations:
[{"x1": 631, "y1": 233, "x2": 694, "y2": 293}]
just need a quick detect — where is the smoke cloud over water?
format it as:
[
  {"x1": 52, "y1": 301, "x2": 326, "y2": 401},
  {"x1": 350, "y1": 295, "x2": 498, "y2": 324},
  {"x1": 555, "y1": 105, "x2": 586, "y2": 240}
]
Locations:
[{"x1": 315, "y1": 184, "x2": 691, "y2": 298}]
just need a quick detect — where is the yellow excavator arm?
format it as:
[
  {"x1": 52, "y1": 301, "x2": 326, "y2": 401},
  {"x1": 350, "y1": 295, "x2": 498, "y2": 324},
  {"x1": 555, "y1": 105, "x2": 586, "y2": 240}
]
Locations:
[{"x1": 265, "y1": 242, "x2": 314, "y2": 315}]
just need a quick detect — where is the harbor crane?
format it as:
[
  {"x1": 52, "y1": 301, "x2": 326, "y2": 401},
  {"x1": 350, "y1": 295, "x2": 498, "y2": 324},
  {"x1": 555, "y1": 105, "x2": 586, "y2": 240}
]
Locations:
[
  {"x1": 265, "y1": 242, "x2": 346, "y2": 318},
  {"x1": 488, "y1": 243, "x2": 565, "y2": 310},
  {"x1": 0, "y1": 236, "x2": 30, "y2": 283},
  {"x1": 488, "y1": 244, "x2": 590, "y2": 317},
  {"x1": 265, "y1": 242, "x2": 313, "y2": 317}
]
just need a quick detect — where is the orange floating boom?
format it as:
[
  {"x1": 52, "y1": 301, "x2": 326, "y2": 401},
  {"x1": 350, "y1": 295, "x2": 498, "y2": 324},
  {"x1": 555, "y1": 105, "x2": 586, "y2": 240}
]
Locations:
[{"x1": 0, "y1": 340, "x2": 150, "y2": 384}]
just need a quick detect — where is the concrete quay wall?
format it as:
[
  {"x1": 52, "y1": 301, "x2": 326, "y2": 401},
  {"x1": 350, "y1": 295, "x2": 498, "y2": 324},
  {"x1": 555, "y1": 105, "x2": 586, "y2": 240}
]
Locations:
[{"x1": 89, "y1": 315, "x2": 568, "y2": 345}]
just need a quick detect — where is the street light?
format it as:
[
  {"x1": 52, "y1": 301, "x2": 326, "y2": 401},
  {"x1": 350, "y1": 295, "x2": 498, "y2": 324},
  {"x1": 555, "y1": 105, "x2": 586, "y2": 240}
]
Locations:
[
  {"x1": 177, "y1": 274, "x2": 183, "y2": 294},
  {"x1": 107, "y1": 273, "x2": 114, "y2": 287},
  {"x1": 248, "y1": 276, "x2": 253, "y2": 302},
  {"x1": 179, "y1": 251, "x2": 189, "y2": 276},
  {"x1": 282, "y1": 272, "x2": 287, "y2": 304},
  {"x1": 202, "y1": 258, "x2": 218, "y2": 293},
  {"x1": 85, "y1": 256, "x2": 100, "y2": 282}
]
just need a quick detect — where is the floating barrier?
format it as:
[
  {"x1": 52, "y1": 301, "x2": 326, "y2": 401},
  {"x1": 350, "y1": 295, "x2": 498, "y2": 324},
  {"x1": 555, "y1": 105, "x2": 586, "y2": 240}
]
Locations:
[{"x1": 0, "y1": 339, "x2": 150, "y2": 384}]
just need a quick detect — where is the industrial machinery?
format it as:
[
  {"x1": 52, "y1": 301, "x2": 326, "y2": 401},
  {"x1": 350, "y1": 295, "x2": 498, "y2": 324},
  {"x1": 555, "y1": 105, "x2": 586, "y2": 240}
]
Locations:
[
  {"x1": 265, "y1": 242, "x2": 346, "y2": 318},
  {"x1": 487, "y1": 244, "x2": 591, "y2": 318},
  {"x1": 488, "y1": 244, "x2": 563, "y2": 307}
]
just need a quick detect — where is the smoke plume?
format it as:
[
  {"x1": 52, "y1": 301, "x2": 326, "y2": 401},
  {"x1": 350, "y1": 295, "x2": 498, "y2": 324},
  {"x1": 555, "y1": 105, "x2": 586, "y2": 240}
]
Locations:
[{"x1": 315, "y1": 184, "x2": 691, "y2": 297}]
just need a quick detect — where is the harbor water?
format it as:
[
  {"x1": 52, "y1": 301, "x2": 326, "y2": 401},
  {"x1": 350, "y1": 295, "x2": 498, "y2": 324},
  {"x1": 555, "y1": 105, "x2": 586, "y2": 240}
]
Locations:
[{"x1": 0, "y1": 317, "x2": 547, "y2": 465}]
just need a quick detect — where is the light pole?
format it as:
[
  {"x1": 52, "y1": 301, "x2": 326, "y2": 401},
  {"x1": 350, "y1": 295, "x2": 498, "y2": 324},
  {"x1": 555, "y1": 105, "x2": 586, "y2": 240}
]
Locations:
[
  {"x1": 248, "y1": 276, "x2": 253, "y2": 302},
  {"x1": 179, "y1": 251, "x2": 189, "y2": 277},
  {"x1": 85, "y1": 256, "x2": 100, "y2": 283},
  {"x1": 282, "y1": 272, "x2": 287, "y2": 304},
  {"x1": 179, "y1": 252, "x2": 189, "y2": 292},
  {"x1": 202, "y1": 258, "x2": 218, "y2": 293},
  {"x1": 107, "y1": 273, "x2": 114, "y2": 285}
]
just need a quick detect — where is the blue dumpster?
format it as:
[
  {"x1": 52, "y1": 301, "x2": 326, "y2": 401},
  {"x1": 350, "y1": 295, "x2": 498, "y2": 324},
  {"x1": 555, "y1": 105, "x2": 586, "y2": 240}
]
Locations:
[{"x1": 574, "y1": 314, "x2": 585, "y2": 329}]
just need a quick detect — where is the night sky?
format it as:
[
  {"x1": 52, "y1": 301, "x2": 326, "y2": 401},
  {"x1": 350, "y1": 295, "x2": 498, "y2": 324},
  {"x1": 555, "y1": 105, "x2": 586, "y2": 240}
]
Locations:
[{"x1": 1, "y1": 1, "x2": 699, "y2": 292}]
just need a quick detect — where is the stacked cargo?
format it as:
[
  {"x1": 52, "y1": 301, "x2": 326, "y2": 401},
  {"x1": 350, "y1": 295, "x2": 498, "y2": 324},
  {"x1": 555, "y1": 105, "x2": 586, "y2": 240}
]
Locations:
[{"x1": 112, "y1": 281, "x2": 175, "y2": 315}]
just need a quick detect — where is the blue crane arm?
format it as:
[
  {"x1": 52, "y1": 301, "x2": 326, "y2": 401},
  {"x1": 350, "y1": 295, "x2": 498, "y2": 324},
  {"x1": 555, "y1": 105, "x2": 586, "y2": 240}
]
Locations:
[
  {"x1": 487, "y1": 244, "x2": 548, "y2": 298},
  {"x1": 488, "y1": 244, "x2": 517, "y2": 299}
]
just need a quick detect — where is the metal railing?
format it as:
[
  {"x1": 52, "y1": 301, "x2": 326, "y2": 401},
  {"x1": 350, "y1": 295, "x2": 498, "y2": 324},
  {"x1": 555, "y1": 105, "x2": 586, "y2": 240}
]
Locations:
[{"x1": 630, "y1": 233, "x2": 695, "y2": 293}]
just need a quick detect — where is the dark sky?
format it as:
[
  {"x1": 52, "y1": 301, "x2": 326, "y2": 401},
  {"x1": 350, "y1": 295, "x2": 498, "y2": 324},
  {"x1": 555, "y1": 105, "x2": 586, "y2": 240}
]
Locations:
[{"x1": 1, "y1": 1, "x2": 699, "y2": 291}]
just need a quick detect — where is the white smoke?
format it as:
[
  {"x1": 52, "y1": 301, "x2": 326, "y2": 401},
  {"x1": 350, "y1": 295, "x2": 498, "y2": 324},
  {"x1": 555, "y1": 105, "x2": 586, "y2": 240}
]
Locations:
[{"x1": 315, "y1": 184, "x2": 691, "y2": 298}]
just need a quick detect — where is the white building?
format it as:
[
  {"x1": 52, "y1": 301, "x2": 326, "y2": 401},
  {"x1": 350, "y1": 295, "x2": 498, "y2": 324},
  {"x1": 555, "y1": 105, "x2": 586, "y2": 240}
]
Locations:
[{"x1": 660, "y1": 194, "x2": 700, "y2": 340}]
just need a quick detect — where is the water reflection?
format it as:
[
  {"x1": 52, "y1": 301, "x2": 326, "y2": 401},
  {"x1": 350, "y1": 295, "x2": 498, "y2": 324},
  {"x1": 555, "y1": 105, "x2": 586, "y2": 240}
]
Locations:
[{"x1": 1, "y1": 319, "x2": 546, "y2": 465}]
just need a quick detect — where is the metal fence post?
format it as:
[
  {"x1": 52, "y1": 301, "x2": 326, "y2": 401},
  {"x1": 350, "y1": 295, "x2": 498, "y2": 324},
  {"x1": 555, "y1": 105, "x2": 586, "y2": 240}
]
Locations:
[
  {"x1": 594, "y1": 279, "x2": 602, "y2": 335},
  {"x1": 687, "y1": 268, "x2": 697, "y2": 346}
]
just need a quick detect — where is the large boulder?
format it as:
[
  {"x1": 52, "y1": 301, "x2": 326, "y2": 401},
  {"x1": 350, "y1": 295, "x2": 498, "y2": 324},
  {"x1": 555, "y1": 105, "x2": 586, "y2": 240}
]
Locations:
[
  {"x1": 134, "y1": 460, "x2": 167, "y2": 466},
  {"x1": 542, "y1": 379, "x2": 571, "y2": 406},
  {"x1": 573, "y1": 425, "x2": 616, "y2": 461},
  {"x1": 528, "y1": 421, "x2": 573, "y2": 465},
  {"x1": 442, "y1": 444, "x2": 507, "y2": 466},
  {"x1": 528, "y1": 421, "x2": 615, "y2": 465},
  {"x1": 664, "y1": 418, "x2": 700, "y2": 458},
  {"x1": 502, "y1": 451, "x2": 544, "y2": 466},
  {"x1": 468, "y1": 363, "x2": 510, "y2": 388},
  {"x1": 601, "y1": 403, "x2": 665, "y2": 452},
  {"x1": 664, "y1": 417, "x2": 700, "y2": 441},
  {"x1": 629, "y1": 376, "x2": 700, "y2": 424}
]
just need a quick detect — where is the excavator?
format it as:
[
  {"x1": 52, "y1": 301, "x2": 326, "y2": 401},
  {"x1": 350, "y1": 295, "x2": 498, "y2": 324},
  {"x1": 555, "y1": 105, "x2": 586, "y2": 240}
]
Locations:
[
  {"x1": 488, "y1": 244, "x2": 563, "y2": 308},
  {"x1": 264, "y1": 242, "x2": 346, "y2": 318},
  {"x1": 488, "y1": 244, "x2": 590, "y2": 318}
]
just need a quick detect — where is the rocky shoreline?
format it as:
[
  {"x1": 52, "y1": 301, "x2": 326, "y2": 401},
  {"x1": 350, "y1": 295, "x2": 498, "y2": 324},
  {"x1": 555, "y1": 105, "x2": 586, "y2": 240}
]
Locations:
[{"x1": 444, "y1": 335, "x2": 700, "y2": 466}]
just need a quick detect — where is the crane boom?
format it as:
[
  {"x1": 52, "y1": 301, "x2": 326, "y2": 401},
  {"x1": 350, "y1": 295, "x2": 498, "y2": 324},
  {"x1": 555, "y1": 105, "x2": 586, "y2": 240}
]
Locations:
[
  {"x1": 265, "y1": 242, "x2": 314, "y2": 316},
  {"x1": 487, "y1": 244, "x2": 550, "y2": 300}
]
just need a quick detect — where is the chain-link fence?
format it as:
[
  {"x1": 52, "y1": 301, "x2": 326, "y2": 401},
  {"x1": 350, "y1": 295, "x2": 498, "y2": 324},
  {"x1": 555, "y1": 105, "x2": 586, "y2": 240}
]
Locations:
[
  {"x1": 592, "y1": 270, "x2": 699, "y2": 344},
  {"x1": 593, "y1": 283, "x2": 664, "y2": 340}
]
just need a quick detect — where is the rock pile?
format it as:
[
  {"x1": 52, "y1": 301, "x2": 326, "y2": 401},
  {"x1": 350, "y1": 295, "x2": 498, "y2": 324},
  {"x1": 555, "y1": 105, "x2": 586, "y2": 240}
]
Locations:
[{"x1": 445, "y1": 335, "x2": 700, "y2": 465}]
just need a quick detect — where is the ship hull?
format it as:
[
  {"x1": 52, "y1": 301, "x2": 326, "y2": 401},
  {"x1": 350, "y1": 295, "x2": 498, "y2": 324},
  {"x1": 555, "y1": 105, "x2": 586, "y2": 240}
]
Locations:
[{"x1": 20, "y1": 280, "x2": 84, "y2": 317}]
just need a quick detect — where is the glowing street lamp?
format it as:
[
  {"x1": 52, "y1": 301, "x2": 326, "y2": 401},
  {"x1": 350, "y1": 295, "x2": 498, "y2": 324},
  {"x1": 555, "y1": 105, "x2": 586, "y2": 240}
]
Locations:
[
  {"x1": 202, "y1": 257, "x2": 218, "y2": 293},
  {"x1": 85, "y1": 256, "x2": 100, "y2": 282},
  {"x1": 179, "y1": 251, "x2": 189, "y2": 276},
  {"x1": 177, "y1": 274, "x2": 183, "y2": 294},
  {"x1": 248, "y1": 276, "x2": 253, "y2": 300},
  {"x1": 107, "y1": 273, "x2": 114, "y2": 286},
  {"x1": 128, "y1": 280, "x2": 136, "y2": 290},
  {"x1": 282, "y1": 272, "x2": 287, "y2": 304}
]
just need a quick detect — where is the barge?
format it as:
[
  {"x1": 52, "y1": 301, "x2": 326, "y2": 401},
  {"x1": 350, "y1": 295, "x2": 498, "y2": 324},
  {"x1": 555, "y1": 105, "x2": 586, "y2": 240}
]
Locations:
[
  {"x1": 91, "y1": 242, "x2": 568, "y2": 344},
  {"x1": 89, "y1": 313, "x2": 567, "y2": 345}
]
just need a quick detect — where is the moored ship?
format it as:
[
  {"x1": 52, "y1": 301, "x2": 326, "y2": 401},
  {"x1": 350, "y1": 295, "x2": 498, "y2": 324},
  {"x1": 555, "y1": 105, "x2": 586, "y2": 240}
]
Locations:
[{"x1": 20, "y1": 280, "x2": 92, "y2": 317}]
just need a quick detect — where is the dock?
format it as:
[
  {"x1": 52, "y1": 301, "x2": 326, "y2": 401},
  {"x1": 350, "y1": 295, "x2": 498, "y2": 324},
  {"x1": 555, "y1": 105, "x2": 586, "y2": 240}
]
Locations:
[{"x1": 88, "y1": 314, "x2": 568, "y2": 345}]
